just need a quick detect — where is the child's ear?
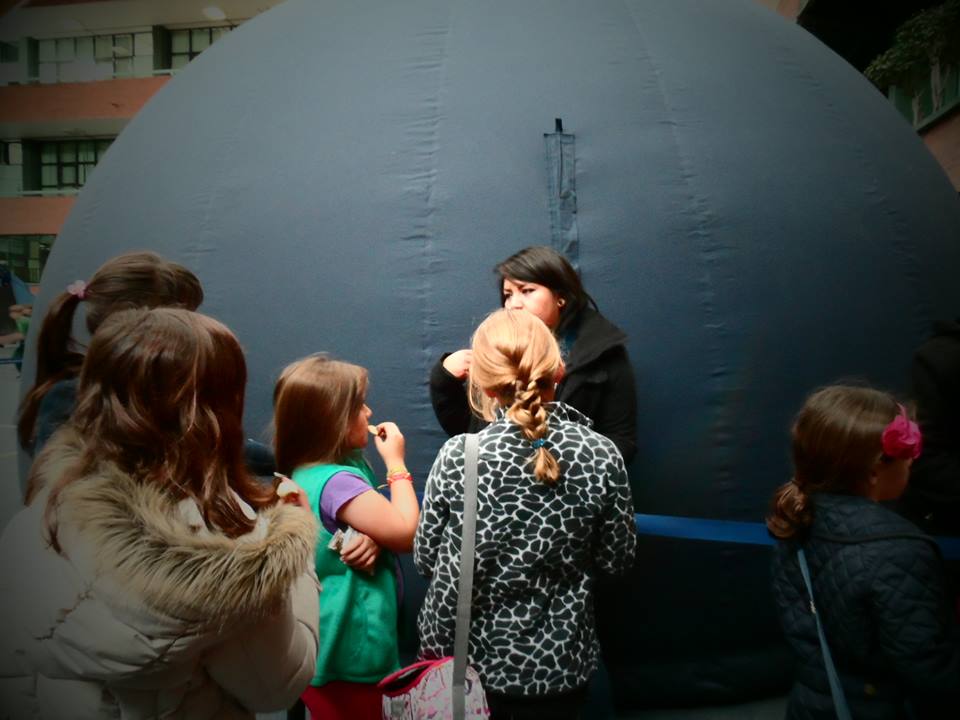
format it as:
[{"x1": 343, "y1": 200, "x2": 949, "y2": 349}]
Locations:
[{"x1": 863, "y1": 460, "x2": 882, "y2": 500}]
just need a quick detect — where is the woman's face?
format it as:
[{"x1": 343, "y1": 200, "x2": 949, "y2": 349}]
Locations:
[
  {"x1": 502, "y1": 278, "x2": 563, "y2": 329},
  {"x1": 347, "y1": 403, "x2": 373, "y2": 449}
]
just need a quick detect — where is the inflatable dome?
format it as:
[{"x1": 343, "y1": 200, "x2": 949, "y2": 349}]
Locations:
[{"x1": 22, "y1": 0, "x2": 960, "y2": 709}]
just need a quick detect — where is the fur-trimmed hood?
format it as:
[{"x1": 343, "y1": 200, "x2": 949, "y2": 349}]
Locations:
[{"x1": 31, "y1": 428, "x2": 317, "y2": 624}]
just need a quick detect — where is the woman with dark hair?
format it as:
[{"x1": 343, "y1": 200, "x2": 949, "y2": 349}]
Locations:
[
  {"x1": 17, "y1": 250, "x2": 203, "y2": 456},
  {"x1": 0, "y1": 307, "x2": 320, "y2": 718},
  {"x1": 430, "y1": 245, "x2": 638, "y2": 463}
]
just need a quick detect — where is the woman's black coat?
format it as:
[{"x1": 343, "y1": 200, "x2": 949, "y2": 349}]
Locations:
[{"x1": 429, "y1": 307, "x2": 638, "y2": 463}]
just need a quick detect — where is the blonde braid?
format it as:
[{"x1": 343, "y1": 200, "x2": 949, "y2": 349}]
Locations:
[
  {"x1": 469, "y1": 309, "x2": 564, "y2": 484},
  {"x1": 508, "y1": 376, "x2": 559, "y2": 484}
]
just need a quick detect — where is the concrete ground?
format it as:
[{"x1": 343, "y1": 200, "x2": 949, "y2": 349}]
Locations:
[{"x1": 0, "y1": 344, "x2": 786, "y2": 719}]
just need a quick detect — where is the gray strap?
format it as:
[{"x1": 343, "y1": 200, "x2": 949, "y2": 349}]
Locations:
[
  {"x1": 452, "y1": 433, "x2": 479, "y2": 720},
  {"x1": 797, "y1": 548, "x2": 852, "y2": 720}
]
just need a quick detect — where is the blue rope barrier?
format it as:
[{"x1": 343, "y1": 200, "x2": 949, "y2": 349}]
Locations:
[
  {"x1": 415, "y1": 491, "x2": 959, "y2": 559},
  {"x1": 635, "y1": 513, "x2": 774, "y2": 546},
  {"x1": 634, "y1": 513, "x2": 960, "y2": 560}
]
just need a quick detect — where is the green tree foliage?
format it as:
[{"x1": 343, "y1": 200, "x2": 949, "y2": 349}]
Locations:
[{"x1": 865, "y1": 0, "x2": 960, "y2": 89}]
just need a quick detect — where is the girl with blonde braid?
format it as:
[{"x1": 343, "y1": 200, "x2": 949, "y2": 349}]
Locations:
[{"x1": 415, "y1": 309, "x2": 637, "y2": 720}]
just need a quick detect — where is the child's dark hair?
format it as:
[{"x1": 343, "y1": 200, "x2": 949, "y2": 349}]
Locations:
[
  {"x1": 18, "y1": 251, "x2": 203, "y2": 449},
  {"x1": 767, "y1": 385, "x2": 901, "y2": 540},
  {"x1": 495, "y1": 246, "x2": 596, "y2": 332}
]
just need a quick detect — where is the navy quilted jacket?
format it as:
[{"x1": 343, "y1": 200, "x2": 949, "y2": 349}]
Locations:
[{"x1": 772, "y1": 493, "x2": 960, "y2": 720}]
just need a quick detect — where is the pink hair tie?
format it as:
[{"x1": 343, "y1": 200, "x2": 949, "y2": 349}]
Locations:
[
  {"x1": 66, "y1": 280, "x2": 87, "y2": 300},
  {"x1": 881, "y1": 404, "x2": 922, "y2": 460}
]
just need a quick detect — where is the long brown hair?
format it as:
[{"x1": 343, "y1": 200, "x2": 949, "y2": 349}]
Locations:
[
  {"x1": 18, "y1": 251, "x2": 203, "y2": 449},
  {"x1": 273, "y1": 355, "x2": 368, "y2": 476},
  {"x1": 32, "y1": 307, "x2": 273, "y2": 552},
  {"x1": 766, "y1": 385, "x2": 901, "y2": 540},
  {"x1": 469, "y1": 309, "x2": 563, "y2": 484}
]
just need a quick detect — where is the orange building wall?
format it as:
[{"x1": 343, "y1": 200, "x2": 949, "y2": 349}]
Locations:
[
  {"x1": 0, "y1": 76, "x2": 169, "y2": 124},
  {"x1": 0, "y1": 196, "x2": 74, "y2": 234},
  {"x1": 921, "y1": 111, "x2": 960, "y2": 191},
  {"x1": 1, "y1": 77, "x2": 170, "y2": 236}
]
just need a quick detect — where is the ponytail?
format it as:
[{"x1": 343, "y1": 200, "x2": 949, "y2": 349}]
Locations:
[
  {"x1": 17, "y1": 252, "x2": 205, "y2": 453},
  {"x1": 768, "y1": 384, "x2": 903, "y2": 541},
  {"x1": 766, "y1": 479, "x2": 813, "y2": 540},
  {"x1": 507, "y1": 376, "x2": 560, "y2": 485},
  {"x1": 17, "y1": 291, "x2": 84, "y2": 449}
]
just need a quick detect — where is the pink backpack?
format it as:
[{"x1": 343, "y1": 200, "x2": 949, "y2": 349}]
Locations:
[{"x1": 379, "y1": 657, "x2": 489, "y2": 719}]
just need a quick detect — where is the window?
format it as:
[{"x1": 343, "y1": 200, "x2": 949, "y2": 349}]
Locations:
[
  {"x1": 0, "y1": 235, "x2": 54, "y2": 283},
  {"x1": 0, "y1": 42, "x2": 17, "y2": 64},
  {"x1": 98, "y1": 32, "x2": 154, "y2": 78},
  {"x1": 0, "y1": 142, "x2": 22, "y2": 166},
  {"x1": 0, "y1": 142, "x2": 23, "y2": 197},
  {"x1": 39, "y1": 139, "x2": 113, "y2": 190},
  {"x1": 37, "y1": 32, "x2": 153, "y2": 83},
  {"x1": 169, "y1": 25, "x2": 232, "y2": 70},
  {"x1": 891, "y1": 62, "x2": 960, "y2": 128},
  {"x1": 31, "y1": 25, "x2": 235, "y2": 81}
]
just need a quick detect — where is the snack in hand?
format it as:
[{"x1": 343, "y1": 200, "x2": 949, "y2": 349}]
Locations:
[
  {"x1": 273, "y1": 473, "x2": 300, "y2": 499},
  {"x1": 327, "y1": 527, "x2": 360, "y2": 553}
]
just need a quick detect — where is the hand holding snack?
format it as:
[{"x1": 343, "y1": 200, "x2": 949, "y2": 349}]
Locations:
[
  {"x1": 340, "y1": 532, "x2": 381, "y2": 575},
  {"x1": 273, "y1": 473, "x2": 311, "y2": 512},
  {"x1": 442, "y1": 349, "x2": 472, "y2": 379},
  {"x1": 371, "y1": 422, "x2": 405, "y2": 468}
]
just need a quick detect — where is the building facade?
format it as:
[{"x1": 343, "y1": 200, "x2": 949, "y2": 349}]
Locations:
[
  {"x1": 1, "y1": 0, "x2": 954, "y2": 288},
  {"x1": 797, "y1": 0, "x2": 960, "y2": 193},
  {"x1": 0, "y1": 0, "x2": 282, "y2": 284}
]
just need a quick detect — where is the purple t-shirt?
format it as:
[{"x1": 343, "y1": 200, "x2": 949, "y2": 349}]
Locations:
[
  {"x1": 319, "y1": 471, "x2": 372, "y2": 534},
  {"x1": 319, "y1": 469, "x2": 404, "y2": 603}
]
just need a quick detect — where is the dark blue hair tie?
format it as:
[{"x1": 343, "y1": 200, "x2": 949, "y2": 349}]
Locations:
[{"x1": 531, "y1": 438, "x2": 546, "y2": 449}]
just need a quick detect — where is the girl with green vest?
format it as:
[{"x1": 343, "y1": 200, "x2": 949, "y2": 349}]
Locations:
[{"x1": 273, "y1": 354, "x2": 420, "y2": 720}]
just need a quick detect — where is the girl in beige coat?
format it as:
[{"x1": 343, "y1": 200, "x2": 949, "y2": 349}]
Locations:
[{"x1": 0, "y1": 308, "x2": 320, "y2": 719}]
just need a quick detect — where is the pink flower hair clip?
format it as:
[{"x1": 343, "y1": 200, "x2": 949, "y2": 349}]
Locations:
[
  {"x1": 881, "y1": 405, "x2": 922, "y2": 460},
  {"x1": 66, "y1": 280, "x2": 87, "y2": 300}
]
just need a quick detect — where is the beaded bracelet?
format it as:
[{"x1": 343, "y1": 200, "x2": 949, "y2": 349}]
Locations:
[{"x1": 386, "y1": 471, "x2": 413, "y2": 485}]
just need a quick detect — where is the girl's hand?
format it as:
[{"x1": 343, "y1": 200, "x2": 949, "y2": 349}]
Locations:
[
  {"x1": 275, "y1": 475, "x2": 312, "y2": 512},
  {"x1": 373, "y1": 422, "x2": 405, "y2": 467},
  {"x1": 442, "y1": 349, "x2": 472, "y2": 379},
  {"x1": 341, "y1": 533, "x2": 381, "y2": 575}
]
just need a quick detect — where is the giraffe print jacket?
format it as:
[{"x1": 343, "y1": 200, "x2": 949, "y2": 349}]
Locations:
[{"x1": 414, "y1": 402, "x2": 637, "y2": 696}]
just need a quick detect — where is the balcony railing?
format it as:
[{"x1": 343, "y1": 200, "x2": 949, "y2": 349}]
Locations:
[{"x1": 0, "y1": 187, "x2": 80, "y2": 199}]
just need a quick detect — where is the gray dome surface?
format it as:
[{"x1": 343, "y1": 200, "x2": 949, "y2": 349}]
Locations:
[{"x1": 22, "y1": 0, "x2": 960, "y2": 706}]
